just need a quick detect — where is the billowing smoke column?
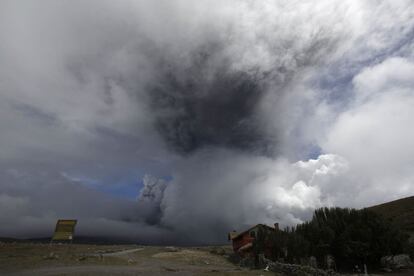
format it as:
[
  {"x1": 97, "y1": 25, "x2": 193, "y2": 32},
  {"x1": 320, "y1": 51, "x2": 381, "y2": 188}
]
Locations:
[
  {"x1": 129, "y1": 2, "x2": 347, "y2": 243},
  {"x1": 0, "y1": 0, "x2": 414, "y2": 243}
]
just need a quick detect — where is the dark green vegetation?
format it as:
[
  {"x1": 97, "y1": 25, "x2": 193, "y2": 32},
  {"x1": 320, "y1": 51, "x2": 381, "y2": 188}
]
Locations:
[{"x1": 254, "y1": 207, "x2": 413, "y2": 271}]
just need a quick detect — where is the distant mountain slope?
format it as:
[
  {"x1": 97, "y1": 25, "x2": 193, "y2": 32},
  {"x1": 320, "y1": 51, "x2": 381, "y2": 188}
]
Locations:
[{"x1": 367, "y1": 196, "x2": 414, "y2": 235}]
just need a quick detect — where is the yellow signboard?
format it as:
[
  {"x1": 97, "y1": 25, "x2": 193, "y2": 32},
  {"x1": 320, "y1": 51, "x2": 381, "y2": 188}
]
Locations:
[{"x1": 52, "y1": 219, "x2": 77, "y2": 241}]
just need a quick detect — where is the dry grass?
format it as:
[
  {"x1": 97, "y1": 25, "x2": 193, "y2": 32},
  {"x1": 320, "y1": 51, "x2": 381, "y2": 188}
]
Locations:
[{"x1": 0, "y1": 243, "x2": 276, "y2": 276}]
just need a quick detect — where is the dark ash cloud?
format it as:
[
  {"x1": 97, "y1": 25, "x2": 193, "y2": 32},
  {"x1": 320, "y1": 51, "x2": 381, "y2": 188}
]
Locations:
[{"x1": 150, "y1": 56, "x2": 272, "y2": 155}]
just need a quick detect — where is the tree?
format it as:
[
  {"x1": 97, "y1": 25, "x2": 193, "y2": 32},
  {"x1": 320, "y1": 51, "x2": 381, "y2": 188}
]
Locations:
[{"x1": 268, "y1": 207, "x2": 411, "y2": 270}]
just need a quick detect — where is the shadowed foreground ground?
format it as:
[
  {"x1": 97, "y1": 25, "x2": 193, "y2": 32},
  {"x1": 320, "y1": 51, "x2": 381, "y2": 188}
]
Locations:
[
  {"x1": 0, "y1": 243, "x2": 275, "y2": 276},
  {"x1": 2, "y1": 243, "x2": 414, "y2": 275}
]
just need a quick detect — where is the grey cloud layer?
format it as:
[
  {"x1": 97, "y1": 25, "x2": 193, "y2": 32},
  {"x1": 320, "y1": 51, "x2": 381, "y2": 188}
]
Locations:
[{"x1": 0, "y1": 0, "x2": 413, "y2": 243}]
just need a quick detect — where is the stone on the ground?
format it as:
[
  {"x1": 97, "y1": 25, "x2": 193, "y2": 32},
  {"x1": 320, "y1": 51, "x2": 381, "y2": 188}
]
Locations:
[
  {"x1": 381, "y1": 254, "x2": 413, "y2": 270},
  {"x1": 209, "y1": 247, "x2": 226, "y2": 255},
  {"x1": 164, "y1": 246, "x2": 179, "y2": 252},
  {"x1": 309, "y1": 256, "x2": 318, "y2": 268},
  {"x1": 325, "y1": 254, "x2": 335, "y2": 270},
  {"x1": 77, "y1": 255, "x2": 87, "y2": 261},
  {"x1": 42, "y1": 252, "x2": 59, "y2": 260},
  {"x1": 261, "y1": 256, "x2": 330, "y2": 276}
]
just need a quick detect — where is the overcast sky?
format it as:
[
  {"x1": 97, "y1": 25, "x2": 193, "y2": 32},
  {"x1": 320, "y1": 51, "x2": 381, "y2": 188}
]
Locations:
[{"x1": 0, "y1": 0, "x2": 414, "y2": 244}]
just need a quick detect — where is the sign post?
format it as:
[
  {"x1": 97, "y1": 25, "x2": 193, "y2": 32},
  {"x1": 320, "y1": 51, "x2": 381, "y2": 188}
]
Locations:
[{"x1": 51, "y1": 219, "x2": 77, "y2": 243}]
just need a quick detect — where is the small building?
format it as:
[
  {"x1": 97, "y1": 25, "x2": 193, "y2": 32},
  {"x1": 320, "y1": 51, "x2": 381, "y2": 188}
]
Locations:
[{"x1": 228, "y1": 223, "x2": 279, "y2": 258}]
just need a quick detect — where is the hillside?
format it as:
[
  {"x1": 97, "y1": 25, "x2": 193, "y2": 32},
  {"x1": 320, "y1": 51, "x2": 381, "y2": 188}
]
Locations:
[{"x1": 367, "y1": 196, "x2": 414, "y2": 236}]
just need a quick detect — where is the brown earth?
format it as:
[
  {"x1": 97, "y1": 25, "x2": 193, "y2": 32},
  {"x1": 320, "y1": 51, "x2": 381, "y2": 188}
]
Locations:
[
  {"x1": 2, "y1": 242, "x2": 413, "y2": 275},
  {"x1": 0, "y1": 242, "x2": 276, "y2": 276}
]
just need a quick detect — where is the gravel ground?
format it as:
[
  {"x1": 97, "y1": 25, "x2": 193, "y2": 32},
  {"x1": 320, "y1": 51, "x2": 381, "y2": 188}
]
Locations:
[{"x1": 0, "y1": 243, "x2": 275, "y2": 276}]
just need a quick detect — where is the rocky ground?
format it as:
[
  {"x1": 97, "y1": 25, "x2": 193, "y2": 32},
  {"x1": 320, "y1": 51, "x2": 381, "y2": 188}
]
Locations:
[
  {"x1": 1, "y1": 242, "x2": 413, "y2": 276},
  {"x1": 0, "y1": 242, "x2": 275, "y2": 276}
]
